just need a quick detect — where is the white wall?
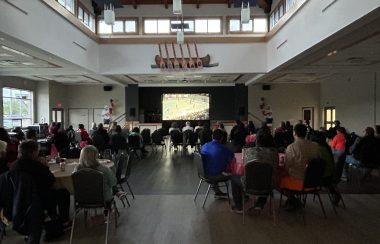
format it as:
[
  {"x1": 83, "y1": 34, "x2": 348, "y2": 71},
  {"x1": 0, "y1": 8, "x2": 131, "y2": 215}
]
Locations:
[
  {"x1": 267, "y1": 0, "x2": 380, "y2": 72},
  {"x1": 64, "y1": 85, "x2": 126, "y2": 128},
  {"x1": 320, "y1": 72, "x2": 380, "y2": 134},
  {"x1": 99, "y1": 43, "x2": 267, "y2": 74},
  {"x1": 0, "y1": 0, "x2": 99, "y2": 72},
  {"x1": 248, "y1": 83, "x2": 320, "y2": 129}
]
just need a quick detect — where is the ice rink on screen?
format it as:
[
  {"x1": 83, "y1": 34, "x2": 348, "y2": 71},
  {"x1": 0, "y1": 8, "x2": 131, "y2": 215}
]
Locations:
[{"x1": 163, "y1": 94, "x2": 209, "y2": 120}]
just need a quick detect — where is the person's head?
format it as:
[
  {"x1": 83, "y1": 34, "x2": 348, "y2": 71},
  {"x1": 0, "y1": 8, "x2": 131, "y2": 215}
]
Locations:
[
  {"x1": 78, "y1": 124, "x2": 84, "y2": 130},
  {"x1": 305, "y1": 120, "x2": 310, "y2": 126},
  {"x1": 235, "y1": 120, "x2": 242, "y2": 126},
  {"x1": 79, "y1": 145, "x2": 100, "y2": 168},
  {"x1": 293, "y1": 124, "x2": 307, "y2": 139},
  {"x1": 104, "y1": 105, "x2": 109, "y2": 110},
  {"x1": 0, "y1": 140, "x2": 7, "y2": 158},
  {"x1": 310, "y1": 131, "x2": 327, "y2": 146},
  {"x1": 337, "y1": 127, "x2": 346, "y2": 134},
  {"x1": 185, "y1": 121, "x2": 190, "y2": 127},
  {"x1": 97, "y1": 123, "x2": 104, "y2": 130},
  {"x1": 68, "y1": 125, "x2": 73, "y2": 130},
  {"x1": 281, "y1": 121, "x2": 286, "y2": 128},
  {"x1": 18, "y1": 140, "x2": 39, "y2": 161},
  {"x1": 132, "y1": 127, "x2": 140, "y2": 133},
  {"x1": 26, "y1": 129, "x2": 37, "y2": 141},
  {"x1": 212, "y1": 129, "x2": 224, "y2": 142},
  {"x1": 334, "y1": 120, "x2": 340, "y2": 127},
  {"x1": 197, "y1": 121, "x2": 202, "y2": 126},
  {"x1": 216, "y1": 121, "x2": 224, "y2": 129},
  {"x1": 285, "y1": 121, "x2": 291, "y2": 127},
  {"x1": 115, "y1": 125, "x2": 122, "y2": 133},
  {"x1": 171, "y1": 122, "x2": 178, "y2": 128},
  {"x1": 204, "y1": 122, "x2": 210, "y2": 129},
  {"x1": 248, "y1": 121, "x2": 254, "y2": 126},
  {"x1": 256, "y1": 130, "x2": 275, "y2": 147},
  {"x1": 51, "y1": 122, "x2": 56, "y2": 127},
  {"x1": 56, "y1": 123, "x2": 61, "y2": 129},
  {"x1": 365, "y1": 127, "x2": 375, "y2": 137},
  {"x1": 112, "y1": 121, "x2": 117, "y2": 128},
  {"x1": 0, "y1": 127, "x2": 10, "y2": 143}
]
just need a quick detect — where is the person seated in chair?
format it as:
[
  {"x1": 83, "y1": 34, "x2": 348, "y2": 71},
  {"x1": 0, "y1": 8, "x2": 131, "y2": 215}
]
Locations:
[
  {"x1": 74, "y1": 145, "x2": 125, "y2": 203},
  {"x1": 111, "y1": 126, "x2": 128, "y2": 155},
  {"x1": 278, "y1": 123, "x2": 319, "y2": 211},
  {"x1": 230, "y1": 130, "x2": 278, "y2": 213},
  {"x1": 130, "y1": 127, "x2": 148, "y2": 155},
  {"x1": 169, "y1": 122, "x2": 180, "y2": 134},
  {"x1": 182, "y1": 121, "x2": 193, "y2": 132},
  {"x1": 11, "y1": 140, "x2": 71, "y2": 241},
  {"x1": 199, "y1": 123, "x2": 213, "y2": 146},
  {"x1": 201, "y1": 129, "x2": 234, "y2": 198},
  {"x1": 350, "y1": 127, "x2": 380, "y2": 171}
]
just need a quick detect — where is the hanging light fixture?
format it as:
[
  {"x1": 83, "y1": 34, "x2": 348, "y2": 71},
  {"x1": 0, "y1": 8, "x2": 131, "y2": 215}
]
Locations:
[
  {"x1": 177, "y1": 30, "x2": 184, "y2": 44},
  {"x1": 173, "y1": 0, "x2": 182, "y2": 15},
  {"x1": 241, "y1": 2, "x2": 250, "y2": 24},
  {"x1": 104, "y1": 3, "x2": 115, "y2": 25}
]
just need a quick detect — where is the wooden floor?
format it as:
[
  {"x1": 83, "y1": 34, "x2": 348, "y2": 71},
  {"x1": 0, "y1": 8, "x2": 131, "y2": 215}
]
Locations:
[{"x1": 5, "y1": 147, "x2": 380, "y2": 244}]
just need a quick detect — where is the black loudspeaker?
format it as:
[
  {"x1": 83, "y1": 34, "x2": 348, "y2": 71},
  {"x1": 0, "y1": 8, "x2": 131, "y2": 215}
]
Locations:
[
  {"x1": 262, "y1": 85, "x2": 271, "y2": 90},
  {"x1": 129, "y1": 108, "x2": 136, "y2": 117},
  {"x1": 239, "y1": 106, "x2": 245, "y2": 116},
  {"x1": 103, "y1": 85, "x2": 113, "y2": 91}
]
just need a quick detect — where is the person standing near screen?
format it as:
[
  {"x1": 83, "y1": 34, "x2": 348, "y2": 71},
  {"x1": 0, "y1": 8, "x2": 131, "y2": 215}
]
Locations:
[{"x1": 101, "y1": 105, "x2": 111, "y2": 125}]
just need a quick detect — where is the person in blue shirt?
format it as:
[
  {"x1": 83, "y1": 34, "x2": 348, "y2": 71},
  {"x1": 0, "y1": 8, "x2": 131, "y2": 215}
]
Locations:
[{"x1": 201, "y1": 129, "x2": 234, "y2": 198}]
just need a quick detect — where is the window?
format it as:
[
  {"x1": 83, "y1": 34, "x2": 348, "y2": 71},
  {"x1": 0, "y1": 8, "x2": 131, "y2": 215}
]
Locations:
[
  {"x1": 2, "y1": 87, "x2": 33, "y2": 129},
  {"x1": 144, "y1": 19, "x2": 171, "y2": 34},
  {"x1": 57, "y1": 0, "x2": 74, "y2": 13},
  {"x1": 269, "y1": 0, "x2": 297, "y2": 30},
  {"x1": 98, "y1": 19, "x2": 138, "y2": 34},
  {"x1": 195, "y1": 18, "x2": 221, "y2": 34},
  {"x1": 228, "y1": 17, "x2": 267, "y2": 33},
  {"x1": 77, "y1": 4, "x2": 96, "y2": 32},
  {"x1": 324, "y1": 107, "x2": 336, "y2": 130}
]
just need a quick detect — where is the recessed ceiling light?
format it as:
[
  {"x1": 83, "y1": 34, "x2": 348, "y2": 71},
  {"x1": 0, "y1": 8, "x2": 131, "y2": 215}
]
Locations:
[
  {"x1": 193, "y1": 75, "x2": 202, "y2": 78},
  {"x1": 166, "y1": 75, "x2": 175, "y2": 78},
  {"x1": 21, "y1": 62, "x2": 35, "y2": 66}
]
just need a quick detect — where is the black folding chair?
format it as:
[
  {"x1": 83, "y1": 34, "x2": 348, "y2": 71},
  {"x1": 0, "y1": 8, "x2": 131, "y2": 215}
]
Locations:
[
  {"x1": 70, "y1": 169, "x2": 119, "y2": 244},
  {"x1": 242, "y1": 161, "x2": 275, "y2": 225},
  {"x1": 128, "y1": 134, "x2": 141, "y2": 159},
  {"x1": 151, "y1": 130, "x2": 167, "y2": 154},
  {"x1": 116, "y1": 152, "x2": 135, "y2": 200},
  {"x1": 170, "y1": 131, "x2": 183, "y2": 153},
  {"x1": 193, "y1": 152, "x2": 231, "y2": 208},
  {"x1": 115, "y1": 152, "x2": 131, "y2": 207},
  {"x1": 279, "y1": 158, "x2": 326, "y2": 224}
]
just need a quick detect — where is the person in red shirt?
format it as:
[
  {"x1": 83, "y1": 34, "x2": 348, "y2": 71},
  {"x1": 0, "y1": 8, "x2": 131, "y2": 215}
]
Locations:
[{"x1": 330, "y1": 127, "x2": 346, "y2": 162}]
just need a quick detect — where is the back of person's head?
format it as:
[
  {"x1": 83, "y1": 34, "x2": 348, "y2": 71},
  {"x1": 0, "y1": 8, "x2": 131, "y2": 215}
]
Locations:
[
  {"x1": 0, "y1": 140, "x2": 7, "y2": 157},
  {"x1": 98, "y1": 123, "x2": 103, "y2": 130},
  {"x1": 337, "y1": 127, "x2": 346, "y2": 134},
  {"x1": 78, "y1": 124, "x2": 84, "y2": 130},
  {"x1": 68, "y1": 125, "x2": 73, "y2": 130},
  {"x1": 0, "y1": 127, "x2": 10, "y2": 143},
  {"x1": 132, "y1": 127, "x2": 140, "y2": 133},
  {"x1": 79, "y1": 145, "x2": 99, "y2": 168},
  {"x1": 248, "y1": 121, "x2": 254, "y2": 126},
  {"x1": 56, "y1": 122, "x2": 62, "y2": 128},
  {"x1": 285, "y1": 121, "x2": 291, "y2": 127},
  {"x1": 51, "y1": 122, "x2": 56, "y2": 127},
  {"x1": 212, "y1": 129, "x2": 223, "y2": 142},
  {"x1": 310, "y1": 131, "x2": 327, "y2": 145},
  {"x1": 334, "y1": 120, "x2": 341, "y2": 126},
  {"x1": 185, "y1": 121, "x2": 190, "y2": 126},
  {"x1": 116, "y1": 125, "x2": 122, "y2": 133},
  {"x1": 91, "y1": 122, "x2": 97, "y2": 130},
  {"x1": 204, "y1": 123, "x2": 210, "y2": 129},
  {"x1": 294, "y1": 124, "x2": 307, "y2": 138},
  {"x1": 197, "y1": 121, "x2": 202, "y2": 126},
  {"x1": 256, "y1": 130, "x2": 275, "y2": 147},
  {"x1": 281, "y1": 121, "x2": 286, "y2": 128},
  {"x1": 171, "y1": 122, "x2": 178, "y2": 128},
  {"x1": 18, "y1": 140, "x2": 39, "y2": 160},
  {"x1": 365, "y1": 127, "x2": 375, "y2": 137},
  {"x1": 26, "y1": 129, "x2": 37, "y2": 141}
]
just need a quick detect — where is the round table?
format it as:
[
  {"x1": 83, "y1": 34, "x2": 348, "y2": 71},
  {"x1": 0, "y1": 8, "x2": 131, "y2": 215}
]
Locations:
[{"x1": 49, "y1": 159, "x2": 114, "y2": 194}]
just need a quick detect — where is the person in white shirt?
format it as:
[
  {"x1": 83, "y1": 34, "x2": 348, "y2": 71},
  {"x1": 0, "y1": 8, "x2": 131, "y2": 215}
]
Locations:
[
  {"x1": 101, "y1": 105, "x2": 111, "y2": 124},
  {"x1": 182, "y1": 121, "x2": 193, "y2": 132}
]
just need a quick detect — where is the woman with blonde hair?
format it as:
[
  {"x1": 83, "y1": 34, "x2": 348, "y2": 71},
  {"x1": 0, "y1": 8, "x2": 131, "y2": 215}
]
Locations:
[{"x1": 75, "y1": 145, "x2": 116, "y2": 202}]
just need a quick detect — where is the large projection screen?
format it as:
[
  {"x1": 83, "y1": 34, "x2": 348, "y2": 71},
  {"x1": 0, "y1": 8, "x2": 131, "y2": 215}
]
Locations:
[{"x1": 162, "y1": 93, "x2": 210, "y2": 120}]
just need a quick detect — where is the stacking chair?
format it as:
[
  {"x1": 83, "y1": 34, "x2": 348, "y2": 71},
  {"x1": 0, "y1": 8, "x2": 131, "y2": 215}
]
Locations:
[
  {"x1": 128, "y1": 134, "x2": 141, "y2": 159},
  {"x1": 70, "y1": 169, "x2": 119, "y2": 244},
  {"x1": 151, "y1": 130, "x2": 167, "y2": 154},
  {"x1": 193, "y1": 152, "x2": 231, "y2": 208},
  {"x1": 116, "y1": 152, "x2": 135, "y2": 200},
  {"x1": 115, "y1": 152, "x2": 131, "y2": 207},
  {"x1": 242, "y1": 161, "x2": 275, "y2": 225},
  {"x1": 170, "y1": 131, "x2": 183, "y2": 153},
  {"x1": 279, "y1": 158, "x2": 326, "y2": 224},
  {"x1": 141, "y1": 129, "x2": 152, "y2": 146}
]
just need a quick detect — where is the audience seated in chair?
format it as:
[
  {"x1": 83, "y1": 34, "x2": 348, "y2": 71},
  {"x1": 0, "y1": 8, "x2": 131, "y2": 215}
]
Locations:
[
  {"x1": 201, "y1": 129, "x2": 234, "y2": 198},
  {"x1": 111, "y1": 125, "x2": 128, "y2": 155},
  {"x1": 92, "y1": 123, "x2": 110, "y2": 153},
  {"x1": 199, "y1": 123, "x2": 213, "y2": 146},
  {"x1": 278, "y1": 124, "x2": 319, "y2": 211},
  {"x1": 231, "y1": 130, "x2": 278, "y2": 213}
]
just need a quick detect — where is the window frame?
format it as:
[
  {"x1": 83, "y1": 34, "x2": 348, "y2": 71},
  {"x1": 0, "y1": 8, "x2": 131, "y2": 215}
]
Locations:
[
  {"x1": 2, "y1": 87, "x2": 34, "y2": 129},
  {"x1": 77, "y1": 1, "x2": 96, "y2": 32},
  {"x1": 98, "y1": 17, "x2": 139, "y2": 35},
  {"x1": 226, "y1": 16, "x2": 268, "y2": 34},
  {"x1": 324, "y1": 106, "x2": 336, "y2": 130},
  {"x1": 56, "y1": 0, "x2": 75, "y2": 14}
]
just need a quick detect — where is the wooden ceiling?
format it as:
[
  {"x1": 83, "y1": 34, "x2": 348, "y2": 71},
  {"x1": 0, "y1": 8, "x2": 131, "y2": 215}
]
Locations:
[{"x1": 98, "y1": 0, "x2": 272, "y2": 12}]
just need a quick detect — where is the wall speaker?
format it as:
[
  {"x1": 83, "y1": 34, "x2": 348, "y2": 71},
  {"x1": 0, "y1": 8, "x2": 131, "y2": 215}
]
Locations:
[
  {"x1": 103, "y1": 85, "x2": 113, "y2": 91},
  {"x1": 262, "y1": 85, "x2": 271, "y2": 91},
  {"x1": 129, "y1": 108, "x2": 136, "y2": 117}
]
